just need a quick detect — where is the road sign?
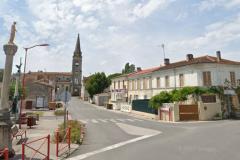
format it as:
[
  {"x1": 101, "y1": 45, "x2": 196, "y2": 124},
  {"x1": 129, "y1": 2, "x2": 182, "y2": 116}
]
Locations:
[{"x1": 59, "y1": 91, "x2": 71, "y2": 103}]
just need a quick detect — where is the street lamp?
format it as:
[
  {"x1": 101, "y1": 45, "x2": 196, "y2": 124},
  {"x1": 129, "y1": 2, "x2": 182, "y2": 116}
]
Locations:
[{"x1": 19, "y1": 43, "x2": 49, "y2": 129}]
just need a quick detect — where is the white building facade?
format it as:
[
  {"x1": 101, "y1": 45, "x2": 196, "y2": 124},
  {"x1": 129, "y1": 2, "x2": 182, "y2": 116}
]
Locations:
[{"x1": 111, "y1": 52, "x2": 240, "y2": 103}]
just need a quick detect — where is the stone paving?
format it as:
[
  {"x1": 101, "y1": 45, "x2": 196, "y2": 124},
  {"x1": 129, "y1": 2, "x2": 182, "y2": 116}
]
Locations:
[{"x1": 11, "y1": 111, "x2": 79, "y2": 160}]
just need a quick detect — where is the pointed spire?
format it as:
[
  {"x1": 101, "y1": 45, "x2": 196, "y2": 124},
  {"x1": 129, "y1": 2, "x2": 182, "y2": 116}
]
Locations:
[{"x1": 74, "y1": 33, "x2": 82, "y2": 56}]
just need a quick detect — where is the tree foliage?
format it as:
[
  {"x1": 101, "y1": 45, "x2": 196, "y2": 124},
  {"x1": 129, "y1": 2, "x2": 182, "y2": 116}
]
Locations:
[
  {"x1": 85, "y1": 72, "x2": 111, "y2": 98},
  {"x1": 108, "y1": 73, "x2": 122, "y2": 80},
  {"x1": 149, "y1": 87, "x2": 214, "y2": 109},
  {"x1": 9, "y1": 81, "x2": 23, "y2": 100},
  {"x1": 122, "y1": 62, "x2": 135, "y2": 74},
  {"x1": 149, "y1": 91, "x2": 172, "y2": 109}
]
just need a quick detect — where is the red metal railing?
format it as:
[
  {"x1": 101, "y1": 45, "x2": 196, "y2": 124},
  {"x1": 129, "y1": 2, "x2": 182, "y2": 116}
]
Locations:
[
  {"x1": 22, "y1": 135, "x2": 50, "y2": 160},
  {"x1": 0, "y1": 147, "x2": 8, "y2": 160},
  {"x1": 55, "y1": 127, "x2": 71, "y2": 157}
]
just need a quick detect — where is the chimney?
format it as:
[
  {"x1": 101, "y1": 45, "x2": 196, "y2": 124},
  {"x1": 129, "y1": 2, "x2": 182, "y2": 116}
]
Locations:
[
  {"x1": 186, "y1": 54, "x2": 194, "y2": 61},
  {"x1": 137, "y1": 67, "x2": 142, "y2": 72},
  {"x1": 164, "y1": 58, "x2": 170, "y2": 65},
  {"x1": 216, "y1": 51, "x2": 221, "y2": 62}
]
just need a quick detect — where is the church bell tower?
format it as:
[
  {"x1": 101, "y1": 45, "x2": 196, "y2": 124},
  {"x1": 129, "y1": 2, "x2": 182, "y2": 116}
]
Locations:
[{"x1": 72, "y1": 34, "x2": 82, "y2": 96}]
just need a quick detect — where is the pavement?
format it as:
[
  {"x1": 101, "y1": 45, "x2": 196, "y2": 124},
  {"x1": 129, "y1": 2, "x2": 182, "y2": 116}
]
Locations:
[
  {"x1": 68, "y1": 97, "x2": 240, "y2": 160},
  {"x1": 11, "y1": 110, "x2": 79, "y2": 160}
]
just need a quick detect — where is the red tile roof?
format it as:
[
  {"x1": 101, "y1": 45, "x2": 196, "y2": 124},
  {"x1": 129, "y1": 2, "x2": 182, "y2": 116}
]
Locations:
[
  {"x1": 128, "y1": 66, "x2": 161, "y2": 78},
  {"x1": 127, "y1": 55, "x2": 240, "y2": 77}
]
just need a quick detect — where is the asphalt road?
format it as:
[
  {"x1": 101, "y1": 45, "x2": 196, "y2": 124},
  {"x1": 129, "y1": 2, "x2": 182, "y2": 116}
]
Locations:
[{"x1": 68, "y1": 97, "x2": 240, "y2": 160}]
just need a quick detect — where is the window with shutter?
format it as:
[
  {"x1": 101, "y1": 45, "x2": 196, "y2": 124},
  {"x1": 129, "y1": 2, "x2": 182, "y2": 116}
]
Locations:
[
  {"x1": 230, "y1": 72, "x2": 236, "y2": 86},
  {"x1": 179, "y1": 74, "x2": 184, "y2": 87},
  {"x1": 165, "y1": 76, "x2": 169, "y2": 88},
  {"x1": 203, "y1": 71, "x2": 211, "y2": 86},
  {"x1": 156, "y1": 77, "x2": 160, "y2": 88}
]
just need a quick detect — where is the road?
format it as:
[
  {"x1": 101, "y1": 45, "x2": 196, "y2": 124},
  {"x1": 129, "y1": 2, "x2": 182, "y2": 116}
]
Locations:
[{"x1": 68, "y1": 97, "x2": 240, "y2": 160}]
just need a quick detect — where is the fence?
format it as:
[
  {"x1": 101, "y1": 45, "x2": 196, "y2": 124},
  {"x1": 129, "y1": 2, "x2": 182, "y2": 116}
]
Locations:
[
  {"x1": 132, "y1": 99, "x2": 158, "y2": 115},
  {"x1": 55, "y1": 127, "x2": 71, "y2": 157},
  {"x1": 22, "y1": 135, "x2": 50, "y2": 160},
  {"x1": 0, "y1": 147, "x2": 8, "y2": 160}
]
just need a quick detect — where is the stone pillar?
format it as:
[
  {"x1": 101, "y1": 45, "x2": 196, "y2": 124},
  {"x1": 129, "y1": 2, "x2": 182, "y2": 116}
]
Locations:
[{"x1": 0, "y1": 44, "x2": 18, "y2": 155}]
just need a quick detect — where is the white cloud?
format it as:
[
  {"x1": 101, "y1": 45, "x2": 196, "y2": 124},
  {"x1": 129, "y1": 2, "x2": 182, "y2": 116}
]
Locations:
[
  {"x1": 199, "y1": 0, "x2": 240, "y2": 11},
  {"x1": 168, "y1": 14, "x2": 240, "y2": 54},
  {"x1": 133, "y1": 0, "x2": 173, "y2": 18}
]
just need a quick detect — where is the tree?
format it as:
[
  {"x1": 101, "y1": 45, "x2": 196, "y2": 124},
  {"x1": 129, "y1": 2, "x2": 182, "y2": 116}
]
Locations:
[
  {"x1": 122, "y1": 62, "x2": 135, "y2": 74},
  {"x1": 85, "y1": 72, "x2": 111, "y2": 98},
  {"x1": 9, "y1": 81, "x2": 23, "y2": 100},
  {"x1": 108, "y1": 73, "x2": 122, "y2": 80}
]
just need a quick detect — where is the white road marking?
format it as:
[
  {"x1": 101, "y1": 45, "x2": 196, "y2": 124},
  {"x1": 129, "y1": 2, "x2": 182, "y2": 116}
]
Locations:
[
  {"x1": 109, "y1": 119, "x2": 117, "y2": 123},
  {"x1": 79, "y1": 119, "x2": 88, "y2": 124},
  {"x1": 116, "y1": 119, "x2": 126, "y2": 122},
  {"x1": 126, "y1": 119, "x2": 135, "y2": 122},
  {"x1": 68, "y1": 123, "x2": 161, "y2": 160},
  {"x1": 98, "y1": 119, "x2": 108, "y2": 123},
  {"x1": 91, "y1": 119, "x2": 99, "y2": 123},
  {"x1": 67, "y1": 134, "x2": 159, "y2": 160}
]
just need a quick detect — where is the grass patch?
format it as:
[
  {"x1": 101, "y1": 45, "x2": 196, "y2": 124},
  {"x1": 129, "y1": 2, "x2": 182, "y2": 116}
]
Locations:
[
  {"x1": 33, "y1": 111, "x2": 44, "y2": 116},
  {"x1": 54, "y1": 109, "x2": 65, "y2": 116},
  {"x1": 56, "y1": 120, "x2": 82, "y2": 144}
]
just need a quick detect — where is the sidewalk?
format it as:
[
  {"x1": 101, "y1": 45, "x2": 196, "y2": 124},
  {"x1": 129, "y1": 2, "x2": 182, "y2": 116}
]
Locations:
[{"x1": 11, "y1": 111, "x2": 79, "y2": 160}]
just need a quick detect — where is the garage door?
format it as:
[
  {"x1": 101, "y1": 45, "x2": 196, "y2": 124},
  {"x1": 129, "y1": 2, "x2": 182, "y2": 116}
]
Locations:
[{"x1": 179, "y1": 104, "x2": 199, "y2": 121}]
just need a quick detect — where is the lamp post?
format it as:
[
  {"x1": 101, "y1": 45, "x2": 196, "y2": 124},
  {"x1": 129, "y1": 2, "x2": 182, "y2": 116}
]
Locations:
[{"x1": 19, "y1": 44, "x2": 49, "y2": 129}]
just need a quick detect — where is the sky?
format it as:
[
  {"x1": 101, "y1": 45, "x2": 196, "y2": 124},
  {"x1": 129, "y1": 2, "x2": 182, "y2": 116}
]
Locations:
[{"x1": 0, "y1": 0, "x2": 240, "y2": 76}]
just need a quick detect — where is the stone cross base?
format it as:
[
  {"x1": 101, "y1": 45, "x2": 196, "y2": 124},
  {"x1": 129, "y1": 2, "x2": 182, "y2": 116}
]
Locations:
[{"x1": 0, "y1": 110, "x2": 14, "y2": 157}]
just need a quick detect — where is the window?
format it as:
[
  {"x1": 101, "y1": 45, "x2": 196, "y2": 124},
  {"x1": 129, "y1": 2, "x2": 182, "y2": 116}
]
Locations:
[
  {"x1": 114, "y1": 81, "x2": 116, "y2": 89},
  {"x1": 74, "y1": 78, "x2": 78, "y2": 84},
  {"x1": 144, "y1": 95, "x2": 147, "y2": 99},
  {"x1": 156, "y1": 77, "x2": 160, "y2": 88},
  {"x1": 118, "y1": 80, "x2": 120, "y2": 89},
  {"x1": 165, "y1": 76, "x2": 169, "y2": 88},
  {"x1": 137, "y1": 79, "x2": 140, "y2": 90},
  {"x1": 123, "y1": 80, "x2": 125, "y2": 88},
  {"x1": 179, "y1": 74, "x2": 184, "y2": 87},
  {"x1": 202, "y1": 71, "x2": 212, "y2": 86},
  {"x1": 230, "y1": 72, "x2": 236, "y2": 86}
]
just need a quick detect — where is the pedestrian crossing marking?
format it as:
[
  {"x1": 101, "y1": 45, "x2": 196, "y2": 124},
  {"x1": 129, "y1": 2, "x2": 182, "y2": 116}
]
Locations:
[
  {"x1": 78, "y1": 118, "x2": 144, "y2": 124},
  {"x1": 91, "y1": 119, "x2": 99, "y2": 123},
  {"x1": 99, "y1": 119, "x2": 108, "y2": 123},
  {"x1": 109, "y1": 119, "x2": 117, "y2": 123}
]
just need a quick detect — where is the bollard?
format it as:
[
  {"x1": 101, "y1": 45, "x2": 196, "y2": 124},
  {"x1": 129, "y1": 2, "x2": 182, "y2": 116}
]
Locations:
[
  {"x1": 22, "y1": 143, "x2": 25, "y2": 160},
  {"x1": 47, "y1": 135, "x2": 50, "y2": 160},
  {"x1": 68, "y1": 127, "x2": 71, "y2": 149},
  {"x1": 4, "y1": 147, "x2": 8, "y2": 160},
  {"x1": 55, "y1": 129, "x2": 59, "y2": 157}
]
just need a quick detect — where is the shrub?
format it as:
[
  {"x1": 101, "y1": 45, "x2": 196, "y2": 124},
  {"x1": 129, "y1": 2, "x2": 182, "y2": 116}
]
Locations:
[
  {"x1": 58, "y1": 120, "x2": 82, "y2": 144},
  {"x1": 54, "y1": 109, "x2": 65, "y2": 116},
  {"x1": 149, "y1": 91, "x2": 172, "y2": 109}
]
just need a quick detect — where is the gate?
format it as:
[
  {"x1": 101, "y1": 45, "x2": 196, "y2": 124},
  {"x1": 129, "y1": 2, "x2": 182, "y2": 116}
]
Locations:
[
  {"x1": 22, "y1": 135, "x2": 50, "y2": 160},
  {"x1": 179, "y1": 104, "x2": 199, "y2": 121}
]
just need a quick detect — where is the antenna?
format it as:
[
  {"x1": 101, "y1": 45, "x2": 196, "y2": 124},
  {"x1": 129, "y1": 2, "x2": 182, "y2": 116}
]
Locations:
[{"x1": 161, "y1": 44, "x2": 166, "y2": 59}]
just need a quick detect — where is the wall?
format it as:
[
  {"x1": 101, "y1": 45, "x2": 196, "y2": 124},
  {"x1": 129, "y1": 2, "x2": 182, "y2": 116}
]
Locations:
[
  {"x1": 198, "y1": 101, "x2": 222, "y2": 120},
  {"x1": 120, "y1": 103, "x2": 132, "y2": 112}
]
